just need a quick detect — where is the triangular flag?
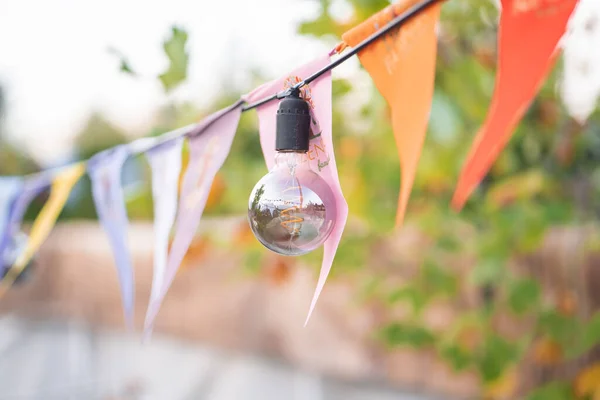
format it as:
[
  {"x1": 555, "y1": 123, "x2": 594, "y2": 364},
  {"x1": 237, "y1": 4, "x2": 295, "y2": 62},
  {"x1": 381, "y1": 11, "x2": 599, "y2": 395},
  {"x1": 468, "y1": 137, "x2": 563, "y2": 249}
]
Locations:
[
  {"x1": 0, "y1": 172, "x2": 52, "y2": 275},
  {"x1": 88, "y1": 145, "x2": 135, "y2": 328},
  {"x1": 0, "y1": 178, "x2": 24, "y2": 274},
  {"x1": 245, "y1": 55, "x2": 348, "y2": 325},
  {"x1": 144, "y1": 101, "x2": 243, "y2": 332},
  {"x1": 142, "y1": 138, "x2": 183, "y2": 336},
  {"x1": 342, "y1": 0, "x2": 441, "y2": 227},
  {"x1": 0, "y1": 163, "x2": 85, "y2": 297},
  {"x1": 452, "y1": 0, "x2": 579, "y2": 209}
]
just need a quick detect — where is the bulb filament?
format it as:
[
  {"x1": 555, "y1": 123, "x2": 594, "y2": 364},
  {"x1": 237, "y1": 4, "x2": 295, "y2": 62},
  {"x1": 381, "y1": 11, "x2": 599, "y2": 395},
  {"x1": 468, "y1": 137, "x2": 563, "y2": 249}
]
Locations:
[{"x1": 280, "y1": 185, "x2": 304, "y2": 234}]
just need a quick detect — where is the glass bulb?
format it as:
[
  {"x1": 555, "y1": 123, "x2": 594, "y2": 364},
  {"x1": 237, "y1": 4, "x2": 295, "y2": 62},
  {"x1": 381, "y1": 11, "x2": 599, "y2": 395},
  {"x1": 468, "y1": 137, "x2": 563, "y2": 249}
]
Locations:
[{"x1": 248, "y1": 152, "x2": 336, "y2": 256}]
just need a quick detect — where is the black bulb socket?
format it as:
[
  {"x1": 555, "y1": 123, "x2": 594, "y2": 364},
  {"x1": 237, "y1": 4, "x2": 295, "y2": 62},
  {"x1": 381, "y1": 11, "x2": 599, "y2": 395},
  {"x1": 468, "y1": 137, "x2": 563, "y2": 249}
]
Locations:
[{"x1": 275, "y1": 91, "x2": 311, "y2": 152}]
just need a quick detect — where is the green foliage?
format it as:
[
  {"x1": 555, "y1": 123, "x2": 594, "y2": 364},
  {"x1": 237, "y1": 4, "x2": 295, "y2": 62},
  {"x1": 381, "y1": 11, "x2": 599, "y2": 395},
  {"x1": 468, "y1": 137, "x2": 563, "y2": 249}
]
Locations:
[
  {"x1": 388, "y1": 285, "x2": 428, "y2": 314},
  {"x1": 469, "y1": 258, "x2": 504, "y2": 287},
  {"x1": 381, "y1": 322, "x2": 436, "y2": 349},
  {"x1": 387, "y1": 260, "x2": 457, "y2": 317},
  {"x1": 159, "y1": 26, "x2": 189, "y2": 92},
  {"x1": 507, "y1": 278, "x2": 541, "y2": 315},
  {"x1": 551, "y1": 311, "x2": 600, "y2": 359},
  {"x1": 107, "y1": 47, "x2": 136, "y2": 76},
  {"x1": 581, "y1": 313, "x2": 600, "y2": 356},
  {"x1": 0, "y1": 142, "x2": 40, "y2": 176},
  {"x1": 526, "y1": 381, "x2": 574, "y2": 400},
  {"x1": 421, "y1": 260, "x2": 457, "y2": 297},
  {"x1": 436, "y1": 234, "x2": 461, "y2": 252},
  {"x1": 243, "y1": 248, "x2": 264, "y2": 274},
  {"x1": 538, "y1": 311, "x2": 580, "y2": 351},
  {"x1": 74, "y1": 113, "x2": 128, "y2": 160},
  {"x1": 439, "y1": 344, "x2": 472, "y2": 371},
  {"x1": 332, "y1": 79, "x2": 353, "y2": 97},
  {"x1": 477, "y1": 333, "x2": 520, "y2": 383},
  {"x1": 332, "y1": 233, "x2": 371, "y2": 272}
]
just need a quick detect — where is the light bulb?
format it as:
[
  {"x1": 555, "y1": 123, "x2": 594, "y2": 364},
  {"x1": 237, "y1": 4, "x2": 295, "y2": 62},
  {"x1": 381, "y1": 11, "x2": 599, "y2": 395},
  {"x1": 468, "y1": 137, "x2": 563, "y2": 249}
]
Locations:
[{"x1": 248, "y1": 91, "x2": 336, "y2": 256}]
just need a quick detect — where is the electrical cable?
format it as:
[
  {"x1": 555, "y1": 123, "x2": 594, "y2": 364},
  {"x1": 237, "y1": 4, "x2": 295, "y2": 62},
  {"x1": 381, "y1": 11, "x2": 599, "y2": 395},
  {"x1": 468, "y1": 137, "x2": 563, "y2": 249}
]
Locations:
[{"x1": 241, "y1": 0, "x2": 444, "y2": 112}]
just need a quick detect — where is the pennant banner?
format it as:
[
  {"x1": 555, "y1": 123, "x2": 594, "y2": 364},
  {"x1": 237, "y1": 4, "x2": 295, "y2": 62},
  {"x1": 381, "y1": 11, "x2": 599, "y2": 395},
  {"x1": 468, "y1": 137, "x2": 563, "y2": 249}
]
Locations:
[
  {"x1": 0, "y1": 0, "x2": 590, "y2": 333},
  {"x1": 143, "y1": 138, "x2": 183, "y2": 335},
  {"x1": 245, "y1": 55, "x2": 349, "y2": 325},
  {"x1": 144, "y1": 101, "x2": 243, "y2": 333},
  {"x1": 0, "y1": 172, "x2": 52, "y2": 276},
  {"x1": 0, "y1": 178, "x2": 24, "y2": 272},
  {"x1": 88, "y1": 146, "x2": 135, "y2": 328},
  {"x1": 452, "y1": 0, "x2": 579, "y2": 209},
  {"x1": 342, "y1": 0, "x2": 441, "y2": 227},
  {"x1": 0, "y1": 164, "x2": 85, "y2": 297}
]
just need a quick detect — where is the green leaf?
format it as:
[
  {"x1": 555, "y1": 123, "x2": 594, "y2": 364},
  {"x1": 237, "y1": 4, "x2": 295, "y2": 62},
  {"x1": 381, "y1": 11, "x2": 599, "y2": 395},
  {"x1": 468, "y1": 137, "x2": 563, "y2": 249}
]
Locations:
[
  {"x1": 381, "y1": 323, "x2": 436, "y2": 349},
  {"x1": 584, "y1": 312, "x2": 600, "y2": 351},
  {"x1": 351, "y1": 0, "x2": 390, "y2": 17},
  {"x1": 525, "y1": 381, "x2": 573, "y2": 400},
  {"x1": 439, "y1": 344, "x2": 472, "y2": 371},
  {"x1": 120, "y1": 61, "x2": 135, "y2": 75},
  {"x1": 486, "y1": 169, "x2": 547, "y2": 209},
  {"x1": 567, "y1": 311, "x2": 600, "y2": 358},
  {"x1": 107, "y1": 47, "x2": 136, "y2": 76},
  {"x1": 332, "y1": 79, "x2": 353, "y2": 97},
  {"x1": 388, "y1": 285, "x2": 428, "y2": 313},
  {"x1": 436, "y1": 234, "x2": 461, "y2": 252},
  {"x1": 469, "y1": 258, "x2": 504, "y2": 286},
  {"x1": 159, "y1": 26, "x2": 189, "y2": 92},
  {"x1": 334, "y1": 234, "x2": 369, "y2": 272},
  {"x1": 508, "y1": 278, "x2": 541, "y2": 315},
  {"x1": 298, "y1": 13, "x2": 336, "y2": 37},
  {"x1": 422, "y1": 260, "x2": 458, "y2": 297},
  {"x1": 478, "y1": 334, "x2": 520, "y2": 382},
  {"x1": 244, "y1": 249, "x2": 263, "y2": 274},
  {"x1": 538, "y1": 310, "x2": 580, "y2": 350}
]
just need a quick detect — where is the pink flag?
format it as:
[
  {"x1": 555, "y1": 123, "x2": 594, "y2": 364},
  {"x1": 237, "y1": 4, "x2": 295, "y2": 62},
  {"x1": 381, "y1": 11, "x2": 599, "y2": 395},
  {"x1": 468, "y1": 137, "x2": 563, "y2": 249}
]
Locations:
[
  {"x1": 245, "y1": 55, "x2": 348, "y2": 325},
  {"x1": 144, "y1": 101, "x2": 243, "y2": 333}
]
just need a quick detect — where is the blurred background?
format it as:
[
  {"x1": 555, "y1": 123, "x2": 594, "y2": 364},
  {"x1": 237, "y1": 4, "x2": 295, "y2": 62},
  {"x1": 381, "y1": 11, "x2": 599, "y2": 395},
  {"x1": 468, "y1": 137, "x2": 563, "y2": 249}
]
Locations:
[{"x1": 1, "y1": 0, "x2": 600, "y2": 399}]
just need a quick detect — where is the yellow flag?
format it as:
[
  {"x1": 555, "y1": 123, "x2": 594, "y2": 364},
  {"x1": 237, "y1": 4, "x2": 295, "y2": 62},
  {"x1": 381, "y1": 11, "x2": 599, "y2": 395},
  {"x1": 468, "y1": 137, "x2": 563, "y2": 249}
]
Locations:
[{"x1": 0, "y1": 163, "x2": 85, "y2": 297}]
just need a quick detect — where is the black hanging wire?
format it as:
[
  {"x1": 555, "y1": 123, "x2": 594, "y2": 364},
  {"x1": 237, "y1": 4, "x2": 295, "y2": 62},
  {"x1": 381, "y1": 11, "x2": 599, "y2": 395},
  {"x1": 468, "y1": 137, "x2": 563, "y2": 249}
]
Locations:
[
  {"x1": 241, "y1": 0, "x2": 444, "y2": 112},
  {"x1": 108, "y1": 0, "x2": 445, "y2": 155}
]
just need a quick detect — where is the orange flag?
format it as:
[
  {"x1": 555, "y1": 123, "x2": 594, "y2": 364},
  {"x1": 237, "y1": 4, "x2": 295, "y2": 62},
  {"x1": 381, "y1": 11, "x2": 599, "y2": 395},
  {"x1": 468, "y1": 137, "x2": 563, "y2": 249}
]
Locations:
[
  {"x1": 452, "y1": 0, "x2": 579, "y2": 209},
  {"x1": 341, "y1": 0, "x2": 441, "y2": 227}
]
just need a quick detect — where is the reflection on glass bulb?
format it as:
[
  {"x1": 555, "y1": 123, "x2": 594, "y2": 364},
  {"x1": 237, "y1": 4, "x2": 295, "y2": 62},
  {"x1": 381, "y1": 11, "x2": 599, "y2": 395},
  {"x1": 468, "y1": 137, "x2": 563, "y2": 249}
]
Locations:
[{"x1": 248, "y1": 152, "x2": 336, "y2": 256}]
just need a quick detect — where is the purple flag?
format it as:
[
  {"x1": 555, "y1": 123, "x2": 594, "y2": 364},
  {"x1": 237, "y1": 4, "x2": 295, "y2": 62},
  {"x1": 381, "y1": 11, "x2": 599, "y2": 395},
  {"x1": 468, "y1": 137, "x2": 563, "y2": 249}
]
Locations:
[
  {"x1": 0, "y1": 178, "x2": 24, "y2": 272},
  {"x1": 143, "y1": 138, "x2": 183, "y2": 335},
  {"x1": 88, "y1": 145, "x2": 134, "y2": 328},
  {"x1": 0, "y1": 173, "x2": 51, "y2": 275},
  {"x1": 144, "y1": 101, "x2": 243, "y2": 330}
]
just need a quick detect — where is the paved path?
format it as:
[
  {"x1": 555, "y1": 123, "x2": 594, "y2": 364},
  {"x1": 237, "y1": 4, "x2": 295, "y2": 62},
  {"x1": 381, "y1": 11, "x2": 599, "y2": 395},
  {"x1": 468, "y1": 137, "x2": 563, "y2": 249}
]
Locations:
[{"x1": 0, "y1": 314, "x2": 435, "y2": 400}]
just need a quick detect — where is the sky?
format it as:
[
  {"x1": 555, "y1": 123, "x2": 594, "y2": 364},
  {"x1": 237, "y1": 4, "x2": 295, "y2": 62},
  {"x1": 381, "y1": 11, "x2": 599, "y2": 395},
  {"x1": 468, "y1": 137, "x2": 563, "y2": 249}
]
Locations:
[{"x1": 0, "y1": 0, "x2": 358, "y2": 166}]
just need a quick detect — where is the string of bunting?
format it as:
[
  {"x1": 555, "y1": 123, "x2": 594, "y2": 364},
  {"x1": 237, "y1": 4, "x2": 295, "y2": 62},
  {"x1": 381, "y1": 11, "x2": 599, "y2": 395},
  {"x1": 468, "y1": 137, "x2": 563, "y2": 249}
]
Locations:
[{"x1": 0, "y1": 0, "x2": 590, "y2": 336}]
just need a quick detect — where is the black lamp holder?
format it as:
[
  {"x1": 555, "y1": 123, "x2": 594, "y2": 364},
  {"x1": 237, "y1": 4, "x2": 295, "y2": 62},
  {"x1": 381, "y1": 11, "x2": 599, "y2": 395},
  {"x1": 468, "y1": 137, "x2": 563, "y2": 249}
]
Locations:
[{"x1": 275, "y1": 89, "x2": 311, "y2": 152}]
